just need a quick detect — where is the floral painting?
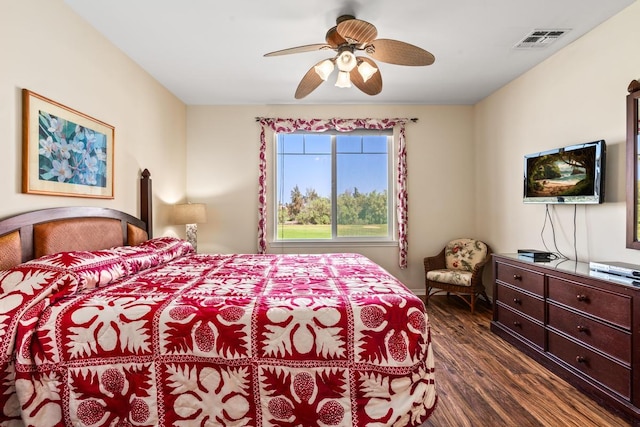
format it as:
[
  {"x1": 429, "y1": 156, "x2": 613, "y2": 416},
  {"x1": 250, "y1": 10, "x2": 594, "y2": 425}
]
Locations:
[
  {"x1": 38, "y1": 111, "x2": 108, "y2": 188},
  {"x1": 23, "y1": 89, "x2": 114, "y2": 198}
]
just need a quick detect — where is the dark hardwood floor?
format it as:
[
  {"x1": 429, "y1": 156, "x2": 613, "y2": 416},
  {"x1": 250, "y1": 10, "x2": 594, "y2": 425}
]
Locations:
[{"x1": 420, "y1": 295, "x2": 630, "y2": 427}]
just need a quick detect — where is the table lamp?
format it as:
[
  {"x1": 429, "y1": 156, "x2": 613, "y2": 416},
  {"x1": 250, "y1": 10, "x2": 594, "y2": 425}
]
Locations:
[{"x1": 173, "y1": 203, "x2": 206, "y2": 252}]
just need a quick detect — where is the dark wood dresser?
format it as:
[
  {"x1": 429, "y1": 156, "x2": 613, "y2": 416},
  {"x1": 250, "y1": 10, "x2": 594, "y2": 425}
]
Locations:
[{"x1": 491, "y1": 254, "x2": 640, "y2": 425}]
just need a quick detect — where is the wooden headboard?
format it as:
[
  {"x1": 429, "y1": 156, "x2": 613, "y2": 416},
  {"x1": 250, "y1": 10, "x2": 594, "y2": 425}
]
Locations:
[{"x1": 0, "y1": 169, "x2": 153, "y2": 270}]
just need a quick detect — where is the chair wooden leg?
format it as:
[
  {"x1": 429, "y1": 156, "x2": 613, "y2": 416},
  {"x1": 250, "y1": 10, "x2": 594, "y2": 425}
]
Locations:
[{"x1": 470, "y1": 292, "x2": 476, "y2": 314}]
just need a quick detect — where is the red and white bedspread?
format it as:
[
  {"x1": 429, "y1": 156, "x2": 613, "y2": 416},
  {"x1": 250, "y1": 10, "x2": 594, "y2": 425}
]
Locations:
[{"x1": 0, "y1": 237, "x2": 436, "y2": 426}]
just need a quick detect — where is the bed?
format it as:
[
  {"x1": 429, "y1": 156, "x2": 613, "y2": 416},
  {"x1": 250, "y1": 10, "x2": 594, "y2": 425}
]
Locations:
[{"x1": 0, "y1": 170, "x2": 437, "y2": 427}]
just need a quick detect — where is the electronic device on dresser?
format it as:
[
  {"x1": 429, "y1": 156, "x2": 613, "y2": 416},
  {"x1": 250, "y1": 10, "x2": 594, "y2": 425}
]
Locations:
[
  {"x1": 589, "y1": 261, "x2": 640, "y2": 278},
  {"x1": 589, "y1": 261, "x2": 640, "y2": 287},
  {"x1": 491, "y1": 254, "x2": 640, "y2": 426},
  {"x1": 517, "y1": 249, "x2": 553, "y2": 261}
]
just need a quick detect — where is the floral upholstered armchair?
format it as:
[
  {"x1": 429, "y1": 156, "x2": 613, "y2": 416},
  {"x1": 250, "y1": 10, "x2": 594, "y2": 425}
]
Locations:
[{"x1": 423, "y1": 238, "x2": 491, "y2": 313}]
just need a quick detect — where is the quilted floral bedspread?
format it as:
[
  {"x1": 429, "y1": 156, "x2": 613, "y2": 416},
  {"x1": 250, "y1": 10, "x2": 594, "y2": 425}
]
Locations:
[{"x1": 0, "y1": 237, "x2": 436, "y2": 426}]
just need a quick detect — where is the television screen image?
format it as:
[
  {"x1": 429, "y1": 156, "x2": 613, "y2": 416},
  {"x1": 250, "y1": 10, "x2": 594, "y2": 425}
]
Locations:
[{"x1": 523, "y1": 140, "x2": 606, "y2": 204}]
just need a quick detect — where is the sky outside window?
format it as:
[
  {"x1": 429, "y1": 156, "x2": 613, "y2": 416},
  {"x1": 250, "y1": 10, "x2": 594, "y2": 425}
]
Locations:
[{"x1": 277, "y1": 133, "x2": 389, "y2": 203}]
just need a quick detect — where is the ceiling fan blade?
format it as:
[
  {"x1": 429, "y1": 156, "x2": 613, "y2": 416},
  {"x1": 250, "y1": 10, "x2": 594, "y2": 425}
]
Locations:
[
  {"x1": 364, "y1": 38, "x2": 435, "y2": 66},
  {"x1": 336, "y1": 17, "x2": 378, "y2": 45},
  {"x1": 325, "y1": 26, "x2": 346, "y2": 48},
  {"x1": 350, "y1": 57, "x2": 382, "y2": 96},
  {"x1": 264, "y1": 43, "x2": 333, "y2": 57},
  {"x1": 294, "y1": 60, "x2": 328, "y2": 99}
]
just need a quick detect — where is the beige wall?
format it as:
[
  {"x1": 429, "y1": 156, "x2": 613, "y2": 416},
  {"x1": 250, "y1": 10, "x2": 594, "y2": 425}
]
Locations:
[
  {"x1": 187, "y1": 105, "x2": 475, "y2": 292},
  {"x1": 0, "y1": 0, "x2": 187, "y2": 234},
  {"x1": 475, "y1": 1, "x2": 640, "y2": 264}
]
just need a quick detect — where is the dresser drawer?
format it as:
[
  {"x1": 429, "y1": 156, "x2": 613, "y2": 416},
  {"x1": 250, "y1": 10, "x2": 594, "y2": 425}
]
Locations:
[
  {"x1": 496, "y1": 262, "x2": 544, "y2": 296},
  {"x1": 547, "y1": 303, "x2": 631, "y2": 364},
  {"x1": 548, "y1": 331, "x2": 631, "y2": 399},
  {"x1": 496, "y1": 283, "x2": 544, "y2": 320},
  {"x1": 495, "y1": 304, "x2": 544, "y2": 349},
  {"x1": 547, "y1": 276, "x2": 631, "y2": 329}
]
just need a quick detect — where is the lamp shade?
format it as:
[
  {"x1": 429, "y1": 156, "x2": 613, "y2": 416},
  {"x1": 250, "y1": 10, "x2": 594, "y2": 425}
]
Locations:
[
  {"x1": 314, "y1": 59, "x2": 335, "y2": 81},
  {"x1": 357, "y1": 61, "x2": 378, "y2": 82},
  {"x1": 173, "y1": 203, "x2": 207, "y2": 224},
  {"x1": 336, "y1": 50, "x2": 357, "y2": 72},
  {"x1": 335, "y1": 71, "x2": 352, "y2": 88}
]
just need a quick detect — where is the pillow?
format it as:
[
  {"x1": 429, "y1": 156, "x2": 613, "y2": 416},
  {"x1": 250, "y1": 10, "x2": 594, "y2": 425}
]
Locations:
[
  {"x1": 134, "y1": 237, "x2": 194, "y2": 264},
  {"x1": 23, "y1": 250, "x2": 128, "y2": 290},
  {"x1": 444, "y1": 239, "x2": 488, "y2": 271},
  {"x1": 110, "y1": 244, "x2": 160, "y2": 275}
]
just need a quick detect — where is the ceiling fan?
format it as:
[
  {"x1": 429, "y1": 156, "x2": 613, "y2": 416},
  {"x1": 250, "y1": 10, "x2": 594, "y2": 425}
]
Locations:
[{"x1": 264, "y1": 15, "x2": 435, "y2": 99}]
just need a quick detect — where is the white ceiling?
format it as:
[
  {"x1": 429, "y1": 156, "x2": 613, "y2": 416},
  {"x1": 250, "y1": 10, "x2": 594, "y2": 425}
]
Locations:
[{"x1": 64, "y1": 0, "x2": 635, "y2": 105}]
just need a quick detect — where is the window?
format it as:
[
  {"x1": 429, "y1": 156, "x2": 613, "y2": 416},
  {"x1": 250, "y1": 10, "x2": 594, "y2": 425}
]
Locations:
[{"x1": 275, "y1": 129, "x2": 394, "y2": 242}]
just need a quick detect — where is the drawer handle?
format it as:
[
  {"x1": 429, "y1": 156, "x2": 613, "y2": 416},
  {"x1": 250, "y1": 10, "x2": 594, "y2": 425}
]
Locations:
[
  {"x1": 513, "y1": 274, "x2": 522, "y2": 281},
  {"x1": 576, "y1": 294, "x2": 588, "y2": 302},
  {"x1": 576, "y1": 355, "x2": 587, "y2": 364},
  {"x1": 513, "y1": 298, "x2": 522, "y2": 305},
  {"x1": 576, "y1": 325, "x2": 588, "y2": 333},
  {"x1": 513, "y1": 321, "x2": 521, "y2": 327}
]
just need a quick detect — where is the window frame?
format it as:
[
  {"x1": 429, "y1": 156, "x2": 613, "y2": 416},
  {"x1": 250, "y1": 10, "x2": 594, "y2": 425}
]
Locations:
[{"x1": 271, "y1": 129, "x2": 397, "y2": 246}]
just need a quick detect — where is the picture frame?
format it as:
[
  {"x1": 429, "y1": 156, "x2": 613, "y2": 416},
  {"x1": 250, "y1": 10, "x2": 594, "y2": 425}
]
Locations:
[{"x1": 22, "y1": 89, "x2": 114, "y2": 199}]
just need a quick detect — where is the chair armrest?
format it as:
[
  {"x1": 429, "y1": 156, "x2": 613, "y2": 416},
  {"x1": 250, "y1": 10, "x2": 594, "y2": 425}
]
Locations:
[
  {"x1": 424, "y1": 247, "x2": 447, "y2": 272},
  {"x1": 470, "y1": 247, "x2": 492, "y2": 286}
]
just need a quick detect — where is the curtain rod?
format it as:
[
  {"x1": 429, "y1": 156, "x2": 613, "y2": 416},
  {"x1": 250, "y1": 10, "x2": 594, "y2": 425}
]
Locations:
[{"x1": 255, "y1": 117, "x2": 418, "y2": 122}]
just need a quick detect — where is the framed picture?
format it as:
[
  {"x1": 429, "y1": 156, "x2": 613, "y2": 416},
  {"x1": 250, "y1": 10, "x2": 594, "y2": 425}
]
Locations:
[{"x1": 22, "y1": 89, "x2": 114, "y2": 198}]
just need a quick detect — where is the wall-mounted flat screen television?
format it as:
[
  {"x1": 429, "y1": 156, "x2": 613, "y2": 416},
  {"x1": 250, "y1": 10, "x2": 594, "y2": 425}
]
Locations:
[{"x1": 523, "y1": 140, "x2": 606, "y2": 204}]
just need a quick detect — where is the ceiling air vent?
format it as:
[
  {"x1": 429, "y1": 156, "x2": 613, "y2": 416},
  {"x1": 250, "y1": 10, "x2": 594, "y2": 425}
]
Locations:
[{"x1": 515, "y1": 29, "x2": 570, "y2": 49}]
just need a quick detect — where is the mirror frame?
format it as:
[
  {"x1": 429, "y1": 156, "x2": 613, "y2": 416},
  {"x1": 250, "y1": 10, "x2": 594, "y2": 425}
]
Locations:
[{"x1": 627, "y1": 79, "x2": 640, "y2": 249}]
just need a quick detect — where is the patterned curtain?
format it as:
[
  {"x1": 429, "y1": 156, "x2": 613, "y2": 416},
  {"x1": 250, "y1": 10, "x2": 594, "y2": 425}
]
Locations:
[{"x1": 257, "y1": 118, "x2": 410, "y2": 268}]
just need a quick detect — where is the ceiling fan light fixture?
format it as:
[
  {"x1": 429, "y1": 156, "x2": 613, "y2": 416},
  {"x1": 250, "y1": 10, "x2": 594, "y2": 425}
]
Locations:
[
  {"x1": 335, "y1": 71, "x2": 352, "y2": 88},
  {"x1": 314, "y1": 59, "x2": 335, "y2": 81},
  {"x1": 336, "y1": 50, "x2": 357, "y2": 72},
  {"x1": 357, "y1": 61, "x2": 378, "y2": 82},
  {"x1": 265, "y1": 15, "x2": 435, "y2": 99}
]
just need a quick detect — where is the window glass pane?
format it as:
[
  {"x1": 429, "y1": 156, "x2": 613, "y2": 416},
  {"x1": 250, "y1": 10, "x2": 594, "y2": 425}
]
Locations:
[
  {"x1": 336, "y1": 148, "x2": 388, "y2": 237},
  {"x1": 279, "y1": 133, "x2": 304, "y2": 153},
  {"x1": 305, "y1": 134, "x2": 331, "y2": 154},
  {"x1": 276, "y1": 131, "x2": 391, "y2": 241},
  {"x1": 362, "y1": 135, "x2": 388, "y2": 153},
  {"x1": 336, "y1": 135, "x2": 362, "y2": 153},
  {"x1": 276, "y1": 134, "x2": 331, "y2": 240}
]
